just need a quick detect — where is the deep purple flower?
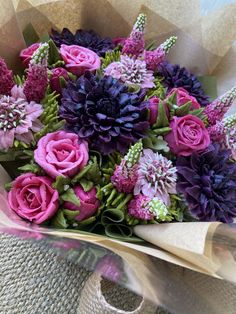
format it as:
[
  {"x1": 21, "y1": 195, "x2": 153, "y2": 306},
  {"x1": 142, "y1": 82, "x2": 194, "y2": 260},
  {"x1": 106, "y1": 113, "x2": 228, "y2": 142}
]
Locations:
[
  {"x1": 51, "y1": 28, "x2": 114, "y2": 57},
  {"x1": 60, "y1": 72, "x2": 149, "y2": 155},
  {"x1": 177, "y1": 143, "x2": 236, "y2": 223},
  {"x1": 158, "y1": 61, "x2": 209, "y2": 106}
]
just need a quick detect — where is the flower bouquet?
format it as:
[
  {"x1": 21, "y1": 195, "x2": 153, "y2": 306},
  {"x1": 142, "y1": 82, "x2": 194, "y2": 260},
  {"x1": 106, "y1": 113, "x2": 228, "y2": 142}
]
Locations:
[{"x1": 1, "y1": 1, "x2": 236, "y2": 312}]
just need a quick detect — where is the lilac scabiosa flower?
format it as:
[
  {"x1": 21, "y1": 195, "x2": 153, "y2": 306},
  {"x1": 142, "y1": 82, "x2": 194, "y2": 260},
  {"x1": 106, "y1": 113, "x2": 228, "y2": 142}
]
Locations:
[
  {"x1": 0, "y1": 58, "x2": 14, "y2": 95},
  {"x1": 128, "y1": 195, "x2": 169, "y2": 221},
  {"x1": 111, "y1": 142, "x2": 142, "y2": 193},
  {"x1": 23, "y1": 43, "x2": 49, "y2": 103},
  {"x1": 158, "y1": 61, "x2": 209, "y2": 106},
  {"x1": 145, "y1": 36, "x2": 177, "y2": 72},
  {"x1": 204, "y1": 85, "x2": 236, "y2": 126},
  {"x1": 177, "y1": 143, "x2": 236, "y2": 223},
  {"x1": 104, "y1": 55, "x2": 155, "y2": 89},
  {"x1": 134, "y1": 149, "x2": 177, "y2": 205},
  {"x1": 51, "y1": 28, "x2": 114, "y2": 57},
  {"x1": 0, "y1": 86, "x2": 43, "y2": 151},
  {"x1": 122, "y1": 13, "x2": 146, "y2": 57}
]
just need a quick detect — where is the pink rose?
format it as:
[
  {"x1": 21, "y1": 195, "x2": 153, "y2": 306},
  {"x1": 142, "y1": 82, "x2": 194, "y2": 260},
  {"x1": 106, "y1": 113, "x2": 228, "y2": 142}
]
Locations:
[
  {"x1": 34, "y1": 131, "x2": 89, "y2": 179},
  {"x1": 165, "y1": 114, "x2": 210, "y2": 156},
  {"x1": 64, "y1": 184, "x2": 100, "y2": 221},
  {"x1": 168, "y1": 88, "x2": 201, "y2": 110},
  {"x1": 148, "y1": 96, "x2": 170, "y2": 125},
  {"x1": 20, "y1": 43, "x2": 40, "y2": 67},
  {"x1": 50, "y1": 67, "x2": 69, "y2": 94},
  {"x1": 8, "y1": 173, "x2": 59, "y2": 224},
  {"x1": 60, "y1": 44, "x2": 101, "y2": 76}
]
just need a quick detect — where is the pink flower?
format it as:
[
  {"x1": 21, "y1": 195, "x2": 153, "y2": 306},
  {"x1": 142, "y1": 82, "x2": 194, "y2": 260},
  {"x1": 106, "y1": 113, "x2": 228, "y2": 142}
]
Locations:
[
  {"x1": 50, "y1": 67, "x2": 69, "y2": 94},
  {"x1": 64, "y1": 184, "x2": 100, "y2": 221},
  {"x1": 111, "y1": 160, "x2": 138, "y2": 193},
  {"x1": 0, "y1": 86, "x2": 43, "y2": 151},
  {"x1": 168, "y1": 88, "x2": 200, "y2": 110},
  {"x1": 134, "y1": 149, "x2": 176, "y2": 205},
  {"x1": 8, "y1": 173, "x2": 59, "y2": 224},
  {"x1": 145, "y1": 48, "x2": 165, "y2": 71},
  {"x1": 34, "y1": 130, "x2": 89, "y2": 179},
  {"x1": 148, "y1": 97, "x2": 170, "y2": 125},
  {"x1": 128, "y1": 195, "x2": 154, "y2": 220},
  {"x1": 0, "y1": 58, "x2": 14, "y2": 96},
  {"x1": 20, "y1": 43, "x2": 40, "y2": 67},
  {"x1": 60, "y1": 44, "x2": 100, "y2": 76},
  {"x1": 104, "y1": 55, "x2": 155, "y2": 89},
  {"x1": 165, "y1": 115, "x2": 210, "y2": 156}
]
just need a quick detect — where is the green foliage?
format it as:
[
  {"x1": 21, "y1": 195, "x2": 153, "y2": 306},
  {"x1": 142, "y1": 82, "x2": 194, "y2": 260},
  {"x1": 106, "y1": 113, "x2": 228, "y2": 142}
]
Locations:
[
  {"x1": 101, "y1": 49, "x2": 121, "y2": 69},
  {"x1": 146, "y1": 76, "x2": 166, "y2": 100},
  {"x1": 34, "y1": 89, "x2": 64, "y2": 142}
]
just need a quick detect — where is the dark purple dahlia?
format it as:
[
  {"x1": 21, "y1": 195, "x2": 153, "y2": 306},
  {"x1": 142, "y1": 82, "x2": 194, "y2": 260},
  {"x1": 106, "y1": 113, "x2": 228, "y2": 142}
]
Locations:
[
  {"x1": 51, "y1": 28, "x2": 114, "y2": 57},
  {"x1": 177, "y1": 144, "x2": 236, "y2": 223},
  {"x1": 60, "y1": 72, "x2": 149, "y2": 155},
  {"x1": 158, "y1": 61, "x2": 209, "y2": 106}
]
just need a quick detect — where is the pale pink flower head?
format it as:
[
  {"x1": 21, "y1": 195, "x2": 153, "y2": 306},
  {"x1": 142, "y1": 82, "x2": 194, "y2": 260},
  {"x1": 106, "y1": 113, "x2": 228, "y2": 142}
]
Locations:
[
  {"x1": 0, "y1": 85, "x2": 43, "y2": 151},
  {"x1": 134, "y1": 149, "x2": 177, "y2": 205},
  {"x1": 104, "y1": 55, "x2": 155, "y2": 89}
]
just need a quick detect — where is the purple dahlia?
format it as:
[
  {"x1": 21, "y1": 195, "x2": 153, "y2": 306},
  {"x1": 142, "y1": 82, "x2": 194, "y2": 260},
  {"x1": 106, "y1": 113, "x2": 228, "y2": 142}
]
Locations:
[
  {"x1": 51, "y1": 28, "x2": 114, "y2": 57},
  {"x1": 158, "y1": 61, "x2": 209, "y2": 106},
  {"x1": 60, "y1": 72, "x2": 149, "y2": 155},
  {"x1": 177, "y1": 143, "x2": 236, "y2": 223}
]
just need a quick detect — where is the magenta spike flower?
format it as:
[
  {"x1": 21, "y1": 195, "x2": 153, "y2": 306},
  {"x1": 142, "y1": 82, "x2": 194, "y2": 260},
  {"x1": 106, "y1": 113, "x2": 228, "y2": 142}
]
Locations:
[
  {"x1": 134, "y1": 149, "x2": 177, "y2": 205},
  {"x1": 204, "y1": 85, "x2": 236, "y2": 125},
  {"x1": 122, "y1": 13, "x2": 147, "y2": 57},
  {"x1": 128, "y1": 195, "x2": 154, "y2": 220},
  {"x1": 207, "y1": 121, "x2": 225, "y2": 142},
  {"x1": 145, "y1": 36, "x2": 177, "y2": 71},
  {"x1": 0, "y1": 58, "x2": 14, "y2": 96},
  {"x1": 111, "y1": 142, "x2": 142, "y2": 193},
  {"x1": 223, "y1": 113, "x2": 236, "y2": 160},
  {"x1": 0, "y1": 86, "x2": 43, "y2": 151},
  {"x1": 23, "y1": 43, "x2": 49, "y2": 103},
  {"x1": 104, "y1": 55, "x2": 155, "y2": 88}
]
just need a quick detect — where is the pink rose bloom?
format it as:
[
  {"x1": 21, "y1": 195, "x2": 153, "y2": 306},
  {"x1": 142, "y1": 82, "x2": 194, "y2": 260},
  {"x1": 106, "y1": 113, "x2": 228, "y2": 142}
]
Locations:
[
  {"x1": 148, "y1": 96, "x2": 170, "y2": 125},
  {"x1": 60, "y1": 44, "x2": 101, "y2": 76},
  {"x1": 50, "y1": 67, "x2": 69, "y2": 94},
  {"x1": 20, "y1": 43, "x2": 40, "y2": 67},
  {"x1": 34, "y1": 130, "x2": 89, "y2": 179},
  {"x1": 165, "y1": 114, "x2": 210, "y2": 156},
  {"x1": 8, "y1": 173, "x2": 59, "y2": 224},
  {"x1": 168, "y1": 88, "x2": 201, "y2": 110},
  {"x1": 64, "y1": 184, "x2": 100, "y2": 222}
]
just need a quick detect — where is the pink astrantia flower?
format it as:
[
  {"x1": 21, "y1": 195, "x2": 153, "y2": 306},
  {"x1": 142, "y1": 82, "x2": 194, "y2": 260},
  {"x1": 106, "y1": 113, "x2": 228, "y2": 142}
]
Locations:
[
  {"x1": 8, "y1": 172, "x2": 59, "y2": 224},
  {"x1": 0, "y1": 86, "x2": 43, "y2": 151},
  {"x1": 111, "y1": 160, "x2": 138, "y2": 193},
  {"x1": 134, "y1": 149, "x2": 177, "y2": 205},
  {"x1": 104, "y1": 55, "x2": 155, "y2": 89},
  {"x1": 128, "y1": 195, "x2": 154, "y2": 220},
  {"x1": 64, "y1": 184, "x2": 100, "y2": 222}
]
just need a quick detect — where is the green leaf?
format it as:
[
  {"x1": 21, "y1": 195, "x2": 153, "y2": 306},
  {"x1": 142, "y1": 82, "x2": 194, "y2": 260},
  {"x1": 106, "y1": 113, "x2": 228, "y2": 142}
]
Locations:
[
  {"x1": 155, "y1": 101, "x2": 169, "y2": 128},
  {"x1": 152, "y1": 126, "x2": 172, "y2": 135},
  {"x1": 18, "y1": 163, "x2": 41, "y2": 174},
  {"x1": 48, "y1": 39, "x2": 62, "y2": 65},
  {"x1": 167, "y1": 91, "x2": 177, "y2": 105},
  {"x1": 175, "y1": 101, "x2": 192, "y2": 116},
  {"x1": 23, "y1": 23, "x2": 39, "y2": 46},
  {"x1": 77, "y1": 216, "x2": 96, "y2": 227},
  {"x1": 63, "y1": 209, "x2": 80, "y2": 220},
  {"x1": 79, "y1": 179, "x2": 93, "y2": 192},
  {"x1": 101, "y1": 208, "x2": 125, "y2": 224},
  {"x1": 39, "y1": 32, "x2": 51, "y2": 43},
  {"x1": 60, "y1": 188, "x2": 81, "y2": 207},
  {"x1": 51, "y1": 210, "x2": 68, "y2": 229},
  {"x1": 4, "y1": 182, "x2": 12, "y2": 192},
  {"x1": 52, "y1": 176, "x2": 70, "y2": 194},
  {"x1": 71, "y1": 164, "x2": 93, "y2": 184}
]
